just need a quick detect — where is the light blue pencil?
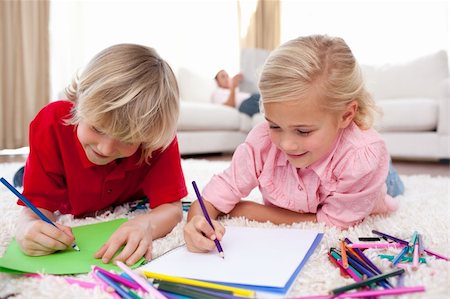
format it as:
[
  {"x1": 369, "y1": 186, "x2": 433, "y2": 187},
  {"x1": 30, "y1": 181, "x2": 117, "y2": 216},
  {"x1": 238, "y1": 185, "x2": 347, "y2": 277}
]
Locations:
[{"x1": 0, "y1": 177, "x2": 80, "y2": 251}]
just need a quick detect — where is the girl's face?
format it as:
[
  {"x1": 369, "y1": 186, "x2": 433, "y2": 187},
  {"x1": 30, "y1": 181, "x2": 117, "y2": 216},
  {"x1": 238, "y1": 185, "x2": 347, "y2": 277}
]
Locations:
[
  {"x1": 263, "y1": 95, "x2": 356, "y2": 169},
  {"x1": 77, "y1": 120, "x2": 140, "y2": 165}
]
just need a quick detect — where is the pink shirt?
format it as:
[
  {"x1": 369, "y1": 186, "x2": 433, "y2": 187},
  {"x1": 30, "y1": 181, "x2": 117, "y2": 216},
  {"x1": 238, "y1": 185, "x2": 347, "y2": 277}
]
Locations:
[{"x1": 203, "y1": 122, "x2": 399, "y2": 228}]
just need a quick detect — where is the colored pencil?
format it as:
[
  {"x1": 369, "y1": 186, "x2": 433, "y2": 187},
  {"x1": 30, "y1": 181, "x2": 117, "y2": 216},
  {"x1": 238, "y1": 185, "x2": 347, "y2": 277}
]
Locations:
[
  {"x1": 340, "y1": 240, "x2": 348, "y2": 268},
  {"x1": 93, "y1": 266, "x2": 141, "y2": 290},
  {"x1": 424, "y1": 248, "x2": 450, "y2": 261},
  {"x1": 412, "y1": 243, "x2": 420, "y2": 270},
  {"x1": 155, "y1": 281, "x2": 241, "y2": 299},
  {"x1": 327, "y1": 252, "x2": 349, "y2": 278},
  {"x1": 143, "y1": 271, "x2": 256, "y2": 298},
  {"x1": 357, "y1": 237, "x2": 381, "y2": 242},
  {"x1": 329, "y1": 251, "x2": 362, "y2": 281},
  {"x1": 192, "y1": 181, "x2": 224, "y2": 258},
  {"x1": 116, "y1": 261, "x2": 167, "y2": 299},
  {"x1": 329, "y1": 268, "x2": 405, "y2": 296},
  {"x1": 153, "y1": 279, "x2": 233, "y2": 296},
  {"x1": 334, "y1": 285, "x2": 425, "y2": 298},
  {"x1": 344, "y1": 238, "x2": 382, "y2": 275},
  {"x1": 95, "y1": 270, "x2": 141, "y2": 299},
  {"x1": 378, "y1": 254, "x2": 426, "y2": 264},
  {"x1": 371, "y1": 230, "x2": 409, "y2": 245},
  {"x1": 391, "y1": 245, "x2": 410, "y2": 266},
  {"x1": 0, "y1": 177, "x2": 80, "y2": 251},
  {"x1": 348, "y1": 243, "x2": 405, "y2": 249}
]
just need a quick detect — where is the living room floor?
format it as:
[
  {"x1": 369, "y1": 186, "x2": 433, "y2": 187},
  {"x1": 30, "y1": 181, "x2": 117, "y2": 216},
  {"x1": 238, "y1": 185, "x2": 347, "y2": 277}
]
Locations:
[{"x1": 1, "y1": 154, "x2": 449, "y2": 177}]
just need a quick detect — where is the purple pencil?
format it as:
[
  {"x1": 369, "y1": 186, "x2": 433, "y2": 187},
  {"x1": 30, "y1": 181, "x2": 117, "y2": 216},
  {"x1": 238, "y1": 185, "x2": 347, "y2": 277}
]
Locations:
[
  {"x1": 192, "y1": 181, "x2": 225, "y2": 258},
  {"x1": 371, "y1": 230, "x2": 409, "y2": 245}
]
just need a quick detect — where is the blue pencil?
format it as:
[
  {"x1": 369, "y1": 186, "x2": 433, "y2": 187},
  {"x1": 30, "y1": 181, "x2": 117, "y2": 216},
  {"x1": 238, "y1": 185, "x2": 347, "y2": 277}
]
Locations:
[
  {"x1": 0, "y1": 177, "x2": 80, "y2": 251},
  {"x1": 191, "y1": 181, "x2": 224, "y2": 258}
]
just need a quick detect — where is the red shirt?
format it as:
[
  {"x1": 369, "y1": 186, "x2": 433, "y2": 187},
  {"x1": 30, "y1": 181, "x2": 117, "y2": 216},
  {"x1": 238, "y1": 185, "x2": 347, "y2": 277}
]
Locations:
[{"x1": 21, "y1": 100, "x2": 187, "y2": 217}]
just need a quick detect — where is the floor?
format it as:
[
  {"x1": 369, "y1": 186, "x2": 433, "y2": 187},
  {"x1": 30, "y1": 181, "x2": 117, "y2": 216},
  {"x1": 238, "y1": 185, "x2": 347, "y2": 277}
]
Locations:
[{"x1": 1, "y1": 153, "x2": 449, "y2": 177}]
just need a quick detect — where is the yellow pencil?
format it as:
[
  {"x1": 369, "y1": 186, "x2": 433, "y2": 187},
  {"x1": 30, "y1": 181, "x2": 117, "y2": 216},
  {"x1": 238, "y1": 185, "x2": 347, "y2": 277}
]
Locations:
[{"x1": 143, "y1": 271, "x2": 256, "y2": 298}]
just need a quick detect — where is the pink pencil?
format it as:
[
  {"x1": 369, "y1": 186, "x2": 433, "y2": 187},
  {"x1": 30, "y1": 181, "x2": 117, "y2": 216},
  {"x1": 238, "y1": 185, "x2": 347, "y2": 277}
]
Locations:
[
  {"x1": 91, "y1": 270, "x2": 121, "y2": 299},
  {"x1": 412, "y1": 243, "x2": 420, "y2": 270},
  {"x1": 116, "y1": 261, "x2": 167, "y2": 299},
  {"x1": 334, "y1": 286, "x2": 425, "y2": 298},
  {"x1": 335, "y1": 259, "x2": 362, "y2": 282},
  {"x1": 348, "y1": 243, "x2": 405, "y2": 249}
]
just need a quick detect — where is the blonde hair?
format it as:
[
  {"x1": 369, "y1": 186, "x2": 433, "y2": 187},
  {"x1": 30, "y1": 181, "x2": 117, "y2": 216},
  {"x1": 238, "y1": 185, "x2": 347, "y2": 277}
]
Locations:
[
  {"x1": 65, "y1": 44, "x2": 179, "y2": 163},
  {"x1": 258, "y1": 35, "x2": 379, "y2": 129}
]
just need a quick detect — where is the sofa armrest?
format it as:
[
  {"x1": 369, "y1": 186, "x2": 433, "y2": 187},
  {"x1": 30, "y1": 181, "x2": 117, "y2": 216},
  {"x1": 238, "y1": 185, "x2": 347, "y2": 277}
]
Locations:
[{"x1": 437, "y1": 78, "x2": 450, "y2": 135}]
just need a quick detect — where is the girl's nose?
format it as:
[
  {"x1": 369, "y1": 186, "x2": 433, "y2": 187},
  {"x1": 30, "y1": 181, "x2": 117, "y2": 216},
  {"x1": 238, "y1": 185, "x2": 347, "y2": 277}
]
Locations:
[{"x1": 279, "y1": 135, "x2": 299, "y2": 153}]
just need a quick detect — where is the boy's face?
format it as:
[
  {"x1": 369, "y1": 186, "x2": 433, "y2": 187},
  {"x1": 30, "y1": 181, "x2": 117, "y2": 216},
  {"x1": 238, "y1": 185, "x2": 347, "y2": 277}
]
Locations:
[
  {"x1": 77, "y1": 120, "x2": 140, "y2": 165},
  {"x1": 263, "y1": 94, "x2": 352, "y2": 169}
]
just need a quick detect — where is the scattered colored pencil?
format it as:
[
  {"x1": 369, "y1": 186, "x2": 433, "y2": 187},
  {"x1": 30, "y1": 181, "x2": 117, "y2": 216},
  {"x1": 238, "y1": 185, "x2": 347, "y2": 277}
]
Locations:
[{"x1": 116, "y1": 261, "x2": 167, "y2": 299}]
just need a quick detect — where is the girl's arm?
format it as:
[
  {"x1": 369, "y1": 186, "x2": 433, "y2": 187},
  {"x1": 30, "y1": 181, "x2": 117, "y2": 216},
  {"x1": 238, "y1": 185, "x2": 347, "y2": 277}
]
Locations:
[
  {"x1": 229, "y1": 201, "x2": 317, "y2": 224},
  {"x1": 184, "y1": 199, "x2": 225, "y2": 253}
]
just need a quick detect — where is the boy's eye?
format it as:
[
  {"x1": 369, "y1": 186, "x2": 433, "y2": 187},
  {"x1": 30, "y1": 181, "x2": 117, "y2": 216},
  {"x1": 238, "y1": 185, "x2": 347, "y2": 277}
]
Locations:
[{"x1": 90, "y1": 126, "x2": 105, "y2": 135}]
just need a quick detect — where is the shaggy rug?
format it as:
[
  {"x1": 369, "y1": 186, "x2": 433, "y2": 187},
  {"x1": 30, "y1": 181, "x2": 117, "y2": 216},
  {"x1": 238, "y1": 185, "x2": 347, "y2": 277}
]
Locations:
[{"x1": 0, "y1": 159, "x2": 449, "y2": 299}]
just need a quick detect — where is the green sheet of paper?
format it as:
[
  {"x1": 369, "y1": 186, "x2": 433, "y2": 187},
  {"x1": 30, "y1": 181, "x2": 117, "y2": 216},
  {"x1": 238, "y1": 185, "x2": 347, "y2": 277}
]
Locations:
[{"x1": 0, "y1": 218, "x2": 144, "y2": 274}]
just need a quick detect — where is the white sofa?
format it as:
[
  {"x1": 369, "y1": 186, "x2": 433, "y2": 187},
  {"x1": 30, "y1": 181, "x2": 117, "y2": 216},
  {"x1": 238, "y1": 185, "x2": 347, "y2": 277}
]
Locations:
[{"x1": 176, "y1": 50, "x2": 450, "y2": 161}]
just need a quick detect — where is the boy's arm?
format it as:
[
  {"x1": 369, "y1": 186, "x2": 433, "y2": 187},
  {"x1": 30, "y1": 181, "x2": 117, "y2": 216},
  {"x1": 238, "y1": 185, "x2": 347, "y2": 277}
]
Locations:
[{"x1": 144, "y1": 200, "x2": 183, "y2": 239}]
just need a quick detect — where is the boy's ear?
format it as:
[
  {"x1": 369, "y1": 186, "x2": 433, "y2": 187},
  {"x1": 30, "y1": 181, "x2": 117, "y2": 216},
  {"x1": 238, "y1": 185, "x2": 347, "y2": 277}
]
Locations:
[{"x1": 339, "y1": 101, "x2": 358, "y2": 128}]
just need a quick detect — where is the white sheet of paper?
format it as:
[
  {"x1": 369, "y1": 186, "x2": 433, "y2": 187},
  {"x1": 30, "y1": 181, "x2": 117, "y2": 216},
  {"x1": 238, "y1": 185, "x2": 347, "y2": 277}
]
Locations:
[{"x1": 140, "y1": 226, "x2": 320, "y2": 288}]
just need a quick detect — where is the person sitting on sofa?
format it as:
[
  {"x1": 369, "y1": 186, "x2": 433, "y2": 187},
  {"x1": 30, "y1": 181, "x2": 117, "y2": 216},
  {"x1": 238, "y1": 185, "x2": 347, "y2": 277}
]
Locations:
[{"x1": 212, "y1": 69, "x2": 260, "y2": 116}]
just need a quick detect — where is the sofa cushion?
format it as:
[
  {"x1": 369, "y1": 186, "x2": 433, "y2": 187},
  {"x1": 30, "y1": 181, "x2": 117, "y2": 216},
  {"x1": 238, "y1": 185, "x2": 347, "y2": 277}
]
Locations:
[
  {"x1": 178, "y1": 101, "x2": 249, "y2": 131},
  {"x1": 177, "y1": 68, "x2": 216, "y2": 103},
  {"x1": 375, "y1": 98, "x2": 438, "y2": 132},
  {"x1": 361, "y1": 51, "x2": 449, "y2": 100}
]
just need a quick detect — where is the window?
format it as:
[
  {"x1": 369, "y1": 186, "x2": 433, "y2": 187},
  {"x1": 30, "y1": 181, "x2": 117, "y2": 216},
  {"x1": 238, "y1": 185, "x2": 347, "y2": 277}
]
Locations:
[
  {"x1": 50, "y1": 0, "x2": 240, "y2": 99},
  {"x1": 280, "y1": 0, "x2": 448, "y2": 66}
]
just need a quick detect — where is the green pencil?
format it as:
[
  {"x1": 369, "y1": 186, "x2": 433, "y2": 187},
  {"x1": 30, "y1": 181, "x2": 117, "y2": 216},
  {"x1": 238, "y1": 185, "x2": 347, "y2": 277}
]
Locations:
[
  {"x1": 156, "y1": 281, "x2": 229, "y2": 299},
  {"x1": 330, "y1": 268, "x2": 405, "y2": 296}
]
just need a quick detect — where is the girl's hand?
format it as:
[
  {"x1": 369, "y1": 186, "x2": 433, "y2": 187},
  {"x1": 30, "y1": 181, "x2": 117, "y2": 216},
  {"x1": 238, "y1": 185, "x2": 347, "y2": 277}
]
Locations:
[
  {"x1": 183, "y1": 215, "x2": 225, "y2": 253},
  {"x1": 16, "y1": 210, "x2": 75, "y2": 256},
  {"x1": 94, "y1": 214, "x2": 153, "y2": 266}
]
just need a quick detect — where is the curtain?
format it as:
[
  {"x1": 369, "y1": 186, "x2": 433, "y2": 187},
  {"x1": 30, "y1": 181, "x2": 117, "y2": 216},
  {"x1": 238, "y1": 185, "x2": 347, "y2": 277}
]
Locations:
[
  {"x1": 0, "y1": 0, "x2": 49, "y2": 150},
  {"x1": 238, "y1": 0, "x2": 280, "y2": 51}
]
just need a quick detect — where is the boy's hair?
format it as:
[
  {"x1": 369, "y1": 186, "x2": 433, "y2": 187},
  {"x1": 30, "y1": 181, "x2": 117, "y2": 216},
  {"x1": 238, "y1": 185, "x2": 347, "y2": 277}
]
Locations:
[
  {"x1": 258, "y1": 34, "x2": 379, "y2": 129},
  {"x1": 65, "y1": 44, "x2": 179, "y2": 163}
]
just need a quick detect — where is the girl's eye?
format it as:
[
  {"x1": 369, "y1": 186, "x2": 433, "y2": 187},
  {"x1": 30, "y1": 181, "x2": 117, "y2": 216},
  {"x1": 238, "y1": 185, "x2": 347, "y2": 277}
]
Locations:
[
  {"x1": 269, "y1": 125, "x2": 280, "y2": 130},
  {"x1": 296, "y1": 130, "x2": 311, "y2": 136}
]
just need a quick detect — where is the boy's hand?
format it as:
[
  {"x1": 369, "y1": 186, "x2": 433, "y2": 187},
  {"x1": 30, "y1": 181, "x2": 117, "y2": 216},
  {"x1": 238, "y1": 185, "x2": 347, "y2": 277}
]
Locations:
[
  {"x1": 94, "y1": 214, "x2": 153, "y2": 266},
  {"x1": 183, "y1": 215, "x2": 225, "y2": 253},
  {"x1": 16, "y1": 216, "x2": 75, "y2": 256},
  {"x1": 230, "y1": 73, "x2": 243, "y2": 88}
]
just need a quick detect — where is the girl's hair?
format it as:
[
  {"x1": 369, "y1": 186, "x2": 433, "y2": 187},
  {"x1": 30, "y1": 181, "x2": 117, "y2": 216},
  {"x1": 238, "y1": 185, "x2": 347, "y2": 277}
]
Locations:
[
  {"x1": 65, "y1": 44, "x2": 179, "y2": 163},
  {"x1": 258, "y1": 35, "x2": 379, "y2": 129}
]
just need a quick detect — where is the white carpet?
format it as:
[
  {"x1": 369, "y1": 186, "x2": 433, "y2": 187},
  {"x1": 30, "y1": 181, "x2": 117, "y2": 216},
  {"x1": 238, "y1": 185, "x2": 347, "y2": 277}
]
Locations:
[{"x1": 0, "y1": 159, "x2": 449, "y2": 299}]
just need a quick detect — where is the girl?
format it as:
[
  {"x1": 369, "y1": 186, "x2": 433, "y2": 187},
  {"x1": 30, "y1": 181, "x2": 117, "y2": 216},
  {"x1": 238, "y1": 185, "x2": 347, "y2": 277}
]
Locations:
[
  {"x1": 15, "y1": 44, "x2": 187, "y2": 265},
  {"x1": 184, "y1": 35, "x2": 404, "y2": 253}
]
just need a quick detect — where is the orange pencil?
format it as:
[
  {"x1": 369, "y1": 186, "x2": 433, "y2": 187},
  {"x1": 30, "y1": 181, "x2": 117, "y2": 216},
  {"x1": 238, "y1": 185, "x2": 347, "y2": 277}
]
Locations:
[{"x1": 340, "y1": 240, "x2": 348, "y2": 269}]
